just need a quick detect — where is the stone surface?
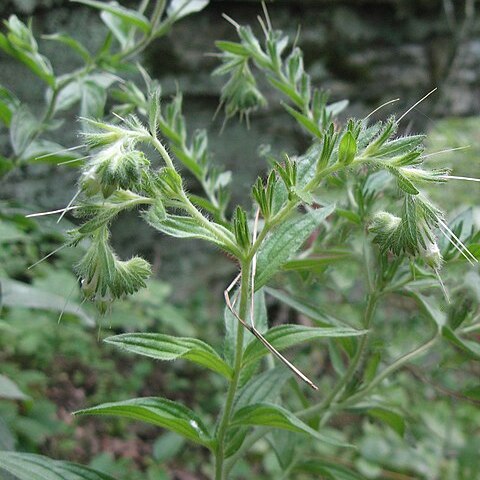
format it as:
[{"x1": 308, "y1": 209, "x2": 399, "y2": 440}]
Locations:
[{"x1": 1, "y1": 0, "x2": 479, "y2": 291}]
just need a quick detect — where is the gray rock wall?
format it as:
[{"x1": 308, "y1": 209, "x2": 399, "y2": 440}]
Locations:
[{"x1": 1, "y1": 0, "x2": 479, "y2": 290}]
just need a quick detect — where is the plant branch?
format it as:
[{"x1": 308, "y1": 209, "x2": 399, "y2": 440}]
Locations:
[{"x1": 214, "y1": 262, "x2": 251, "y2": 480}]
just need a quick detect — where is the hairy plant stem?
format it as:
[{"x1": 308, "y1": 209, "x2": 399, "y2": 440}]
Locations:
[
  {"x1": 148, "y1": 135, "x2": 240, "y2": 255},
  {"x1": 214, "y1": 261, "x2": 251, "y2": 480},
  {"x1": 247, "y1": 162, "x2": 345, "y2": 261}
]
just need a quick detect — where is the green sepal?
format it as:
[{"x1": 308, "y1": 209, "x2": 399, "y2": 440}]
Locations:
[
  {"x1": 233, "y1": 206, "x2": 251, "y2": 250},
  {"x1": 338, "y1": 130, "x2": 357, "y2": 165}
]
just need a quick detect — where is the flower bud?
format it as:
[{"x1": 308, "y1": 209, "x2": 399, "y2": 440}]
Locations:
[
  {"x1": 421, "y1": 238, "x2": 443, "y2": 270},
  {"x1": 370, "y1": 211, "x2": 401, "y2": 235},
  {"x1": 81, "y1": 143, "x2": 149, "y2": 197},
  {"x1": 156, "y1": 167, "x2": 184, "y2": 199}
]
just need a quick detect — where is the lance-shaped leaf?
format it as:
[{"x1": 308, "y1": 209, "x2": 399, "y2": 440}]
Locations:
[
  {"x1": 230, "y1": 403, "x2": 350, "y2": 447},
  {"x1": 282, "y1": 250, "x2": 352, "y2": 273},
  {"x1": 255, "y1": 205, "x2": 335, "y2": 289},
  {"x1": 42, "y1": 33, "x2": 91, "y2": 62},
  {"x1": 266, "y1": 287, "x2": 347, "y2": 328},
  {"x1": 167, "y1": 0, "x2": 209, "y2": 20},
  {"x1": 72, "y1": 0, "x2": 151, "y2": 33},
  {"x1": 225, "y1": 368, "x2": 290, "y2": 458},
  {"x1": 442, "y1": 326, "x2": 480, "y2": 360},
  {"x1": 349, "y1": 401, "x2": 406, "y2": 436},
  {"x1": 0, "y1": 451, "x2": 115, "y2": 480},
  {"x1": 242, "y1": 324, "x2": 367, "y2": 366},
  {"x1": 75, "y1": 397, "x2": 214, "y2": 448},
  {"x1": 282, "y1": 102, "x2": 322, "y2": 138},
  {"x1": 144, "y1": 213, "x2": 236, "y2": 254},
  {"x1": 105, "y1": 333, "x2": 233, "y2": 379},
  {"x1": 338, "y1": 131, "x2": 357, "y2": 165}
]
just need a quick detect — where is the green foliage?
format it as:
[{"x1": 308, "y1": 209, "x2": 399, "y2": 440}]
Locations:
[
  {"x1": 0, "y1": 451, "x2": 115, "y2": 480},
  {"x1": 104, "y1": 333, "x2": 233, "y2": 379},
  {"x1": 75, "y1": 397, "x2": 214, "y2": 448},
  {"x1": 1, "y1": 2, "x2": 479, "y2": 480}
]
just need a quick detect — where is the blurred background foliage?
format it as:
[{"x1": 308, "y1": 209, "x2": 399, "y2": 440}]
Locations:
[{"x1": 0, "y1": 1, "x2": 479, "y2": 479}]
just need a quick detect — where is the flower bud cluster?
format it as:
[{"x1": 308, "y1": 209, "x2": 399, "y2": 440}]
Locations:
[
  {"x1": 80, "y1": 118, "x2": 150, "y2": 198},
  {"x1": 75, "y1": 228, "x2": 151, "y2": 314},
  {"x1": 370, "y1": 197, "x2": 444, "y2": 270}
]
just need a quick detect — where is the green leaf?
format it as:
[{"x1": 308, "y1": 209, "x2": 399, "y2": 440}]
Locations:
[
  {"x1": 338, "y1": 131, "x2": 357, "y2": 165},
  {"x1": 0, "y1": 277, "x2": 95, "y2": 327},
  {"x1": 0, "y1": 374, "x2": 29, "y2": 400},
  {"x1": 237, "y1": 368, "x2": 290, "y2": 409},
  {"x1": 268, "y1": 77, "x2": 304, "y2": 109},
  {"x1": 167, "y1": 0, "x2": 209, "y2": 20},
  {"x1": 242, "y1": 324, "x2": 367, "y2": 366},
  {"x1": 375, "y1": 135, "x2": 425, "y2": 158},
  {"x1": 442, "y1": 326, "x2": 480, "y2": 360},
  {"x1": 282, "y1": 250, "x2": 352, "y2": 273},
  {"x1": 294, "y1": 460, "x2": 365, "y2": 479},
  {"x1": 337, "y1": 209, "x2": 362, "y2": 225},
  {"x1": 351, "y1": 401, "x2": 406, "y2": 436},
  {"x1": 215, "y1": 41, "x2": 249, "y2": 56},
  {"x1": 42, "y1": 33, "x2": 90, "y2": 61},
  {"x1": 72, "y1": 0, "x2": 151, "y2": 33},
  {"x1": 9, "y1": 106, "x2": 39, "y2": 156},
  {"x1": 0, "y1": 86, "x2": 20, "y2": 126},
  {"x1": 367, "y1": 407, "x2": 406, "y2": 436},
  {"x1": 387, "y1": 166, "x2": 419, "y2": 195},
  {"x1": 100, "y1": 11, "x2": 131, "y2": 49},
  {"x1": 0, "y1": 451, "x2": 115, "y2": 480},
  {"x1": 255, "y1": 205, "x2": 335, "y2": 289},
  {"x1": 75, "y1": 397, "x2": 213, "y2": 448},
  {"x1": 325, "y1": 99, "x2": 349, "y2": 118},
  {"x1": 265, "y1": 287, "x2": 346, "y2": 327},
  {"x1": 105, "y1": 333, "x2": 233, "y2": 379},
  {"x1": 407, "y1": 290, "x2": 446, "y2": 330},
  {"x1": 230, "y1": 403, "x2": 350, "y2": 447},
  {"x1": 282, "y1": 102, "x2": 322, "y2": 138},
  {"x1": 51, "y1": 79, "x2": 82, "y2": 112},
  {"x1": 0, "y1": 33, "x2": 55, "y2": 87},
  {"x1": 80, "y1": 79, "x2": 107, "y2": 118},
  {"x1": 468, "y1": 243, "x2": 480, "y2": 261},
  {"x1": 144, "y1": 213, "x2": 235, "y2": 253},
  {"x1": 225, "y1": 368, "x2": 290, "y2": 458}
]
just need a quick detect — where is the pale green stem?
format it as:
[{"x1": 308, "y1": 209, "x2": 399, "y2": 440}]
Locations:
[
  {"x1": 150, "y1": 134, "x2": 241, "y2": 255},
  {"x1": 214, "y1": 262, "x2": 251, "y2": 480},
  {"x1": 247, "y1": 162, "x2": 345, "y2": 261},
  {"x1": 149, "y1": 136, "x2": 176, "y2": 169}
]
